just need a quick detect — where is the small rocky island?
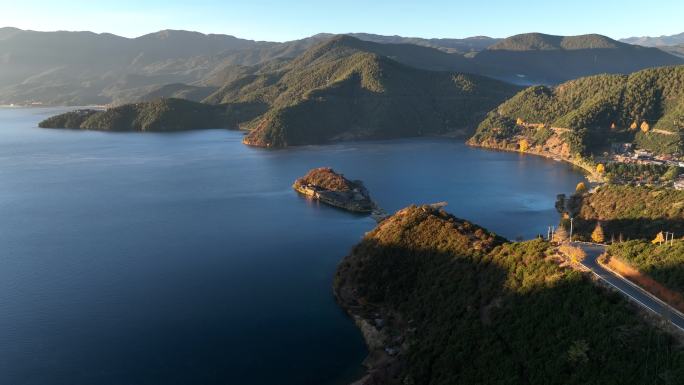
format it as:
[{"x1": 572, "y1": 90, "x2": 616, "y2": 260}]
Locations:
[{"x1": 293, "y1": 167, "x2": 376, "y2": 214}]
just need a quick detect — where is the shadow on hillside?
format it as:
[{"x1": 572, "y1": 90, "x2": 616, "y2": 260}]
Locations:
[
  {"x1": 335, "y1": 238, "x2": 684, "y2": 384},
  {"x1": 641, "y1": 264, "x2": 684, "y2": 299},
  {"x1": 570, "y1": 217, "x2": 684, "y2": 241}
]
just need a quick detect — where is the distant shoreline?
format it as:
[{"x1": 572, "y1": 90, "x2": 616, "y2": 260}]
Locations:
[{"x1": 466, "y1": 141, "x2": 602, "y2": 183}]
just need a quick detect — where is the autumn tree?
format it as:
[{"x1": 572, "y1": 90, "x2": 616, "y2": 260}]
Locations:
[
  {"x1": 630, "y1": 121, "x2": 638, "y2": 130},
  {"x1": 559, "y1": 244, "x2": 587, "y2": 263},
  {"x1": 553, "y1": 225, "x2": 569, "y2": 243},
  {"x1": 596, "y1": 163, "x2": 605, "y2": 174},
  {"x1": 591, "y1": 222, "x2": 605, "y2": 243},
  {"x1": 519, "y1": 139, "x2": 529, "y2": 152},
  {"x1": 640, "y1": 121, "x2": 650, "y2": 133},
  {"x1": 516, "y1": 117, "x2": 524, "y2": 126},
  {"x1": 575, "y1": 182, "x2": 587, "y2": 194},
  {"x1": 652, "y1": 231, "x2": 665, "y2": 245}
]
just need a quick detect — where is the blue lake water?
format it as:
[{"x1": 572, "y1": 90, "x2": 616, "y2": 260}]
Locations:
[{"x1": 0, "y1": 107, "x2": 585, "y2": 385}]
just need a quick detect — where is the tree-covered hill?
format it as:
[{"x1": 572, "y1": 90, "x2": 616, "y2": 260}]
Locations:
[
  {"x1": 474, "y1": 33, "x2": 683, "y2": 84},
  {"x1": 608, "y1": 240, "x2": 684, "y2": 295},
  {"x1": 566, "y1": 185, "x2": 684, "y2": 241},
  {"x1": 38, "y1": 36, "x2": 519, "y2": 140},
  {"x1": 334, "y1": 204, "x2": 683, "y2": 384},
  {"x1": 469, "y1": 65, "x2": 684, "y2": 156},
  {"x1": 137, "y1": 83, "x2": 218, "y2": 103},
  {"x1": 207, "y1": 36, "x2": 520, "y2": 147},
  {"x1": 38, "y1": 98, "x2": 266, "y2": 132}
]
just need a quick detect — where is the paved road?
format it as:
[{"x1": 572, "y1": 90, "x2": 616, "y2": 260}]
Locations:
[{"x1": 574, "y1": 242, "x2": 684, "y2": 332}]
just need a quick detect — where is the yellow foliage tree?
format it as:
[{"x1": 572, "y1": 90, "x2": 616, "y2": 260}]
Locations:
[
  {"x1": 591, "y1": 222, "x2": 605, "y2": 243},
  {"x1": 575, "y1": 182, "x2": 587, "y2": 194},
  {"x1": 553, "y1": 225, "x2": 569, "y2": 243},
  {"x1": 630, "y1": 121, "x2": 638, "y2": 130},
  {"x1": 559, "y1": 244, "x2": 587, "y2": 263},
  {"x1": 596, "y1": 163, "x2": 605, "y2": 174},
  {"x1": 516, "y1": 117, "x2": 524, "y2": 126},
  {"x1": 652, "y1": 231, "x2": 665, "y2": 245},
  {"x1": 519, "y1": 139, "x2": 529, "y2": 152},
  {"x1": 640, "y1": 121, "x2": 650, "y2": 133}
]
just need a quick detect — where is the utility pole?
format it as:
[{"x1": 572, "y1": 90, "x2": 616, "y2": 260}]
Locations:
[
  {"x1": 569, "y1": 217, "x2": 574, "y2": 241},
  {"x1": 664, "y1": 231, "x2": 675, "y2": 246}
]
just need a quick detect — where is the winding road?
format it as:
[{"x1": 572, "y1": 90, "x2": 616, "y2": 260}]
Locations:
[{"x1": 574, "y1": 242, "x2": 684, "y2": 332}]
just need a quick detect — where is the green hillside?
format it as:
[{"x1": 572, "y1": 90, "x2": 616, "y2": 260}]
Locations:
[
  {"x1": 566, "y1": 185, "x2": 684, "y2": 241},
  {"x1": 39, "y1": 98, "x2": 266, "y2": 132},
  {"x1": 488, "y1": 33, "x2": 620, "y2": 51},
  {"x1": 39, "y1": 36, "x2": 518, "y2": 141},
  {"x1": 137, "y1": 83, "x2": 218, "y2": 103},
  {"x1": 469, "y1": 65, "x2": 684, "y2": 156},
  {"x1": 608, "y1": 240, "x2": 684, "y2": 295},
  {"x1": 205, "y1": 36, "x2": 519, "y2": 147},
  {"x1": 475, "y1": 33, "x2": 683, "y2": 84},
  {"x1": 335, "y1": 205, "x2": 683, "y2": 384}
]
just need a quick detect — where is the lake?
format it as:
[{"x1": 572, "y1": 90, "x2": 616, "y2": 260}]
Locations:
[{"x1": 0, "y1": 107, "x2": 585, "y2": 385}]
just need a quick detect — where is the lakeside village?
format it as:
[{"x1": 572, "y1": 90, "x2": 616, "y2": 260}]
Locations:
[{"x1": 607, "y1": 142, "x2": 684, "y2": 189}]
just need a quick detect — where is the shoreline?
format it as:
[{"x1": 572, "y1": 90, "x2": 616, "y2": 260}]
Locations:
[
  {"x1": 333, "y1": 256, "x2": 406, "y2": 385},
  {"x1": 466, "y1": 140, "x2": 603, "y2": 183}
]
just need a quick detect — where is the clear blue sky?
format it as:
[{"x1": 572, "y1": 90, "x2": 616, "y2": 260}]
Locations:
[{"x1": 0, "y1": 0, "x2": 682, "y2": 41}]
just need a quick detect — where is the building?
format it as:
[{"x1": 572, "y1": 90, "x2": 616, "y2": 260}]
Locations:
[
  {"x1": 611, "y1": 142, "x2": 633, "y2": 154},
  {"x1": 675, "y1": 177, "x2": 684, "y2": 191}
]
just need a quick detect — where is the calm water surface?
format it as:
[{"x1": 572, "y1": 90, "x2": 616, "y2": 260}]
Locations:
[{"x1": 0, "y1": 107, "x2": 585, "y2": 385}]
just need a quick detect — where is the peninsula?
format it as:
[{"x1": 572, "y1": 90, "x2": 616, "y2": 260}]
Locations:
[{"x1": 334, "y1": 204, "x2": 684, "y2": 384}]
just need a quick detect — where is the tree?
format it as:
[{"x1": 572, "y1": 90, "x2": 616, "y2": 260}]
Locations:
[
  {"x1": 516, "y1": 117, "x2": 525, "y2": 126},
  {"x1": 519, "y1": 139, "x2": 529, "y2": 152},
  {"x1": 591, "y1": 222, "x2": 605, "y2": 243},
  {"x1": 630, "y1": 121, "x2": 638, "y2": 130},
  {"x1": 652, "y1": 231, "x2": 665, "y2": 245},
  {"x1": 596, "y1": 163, "x2": 605, "y2": 174},
  {"x1": 555, "y1": 194, "x2": 566, "y2": 213},
  {"x1": 553, "y1": 225, "x2": 569, "y2": 243},
  {"x1": 662, "y1": 165, "x2": 680, "y2": 181},
  {"x1": 640, "y1": 121, "x2": 650, "y2": 133},
  {"x1": 575, "y1": 182, "x2": 587, "y2": 194}
]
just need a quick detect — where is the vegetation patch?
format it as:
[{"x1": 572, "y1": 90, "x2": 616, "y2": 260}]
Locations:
[{"x1": 335, "y1": 205, "x2": 683, "y2": 385}]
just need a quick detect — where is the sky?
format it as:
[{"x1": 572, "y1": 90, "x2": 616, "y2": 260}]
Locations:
[{"x1": 0, "y1": 0, "x2": 682, "y2": 42}]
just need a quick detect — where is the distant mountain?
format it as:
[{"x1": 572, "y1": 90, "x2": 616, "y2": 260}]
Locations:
[
  {"x1": 337, "y1": 33, "x2": 500, "y2": 53},
  {"x1": 2, "y1": 28, "x2": 683, "y2": 106},
  {"x1": 469, "y1": 65, "x2": 684, "y2": 157},
  {"x1": 40, "y1": 36, "x2": 520, "y2": 145},
  {"x1": 473, "y1": 33, "x2": 683, "y2": 84},
  {"x1": 620, "y1": 32, "x2": 684, "y2": 47},
  {"x1": 660, "y1": 45, "x2": 684, "y2": 59},
  {"x1": 213, "y1": 36, "x2": 520, "y2": 147},
  {"x1": 0, "y1": 28, "x2": 282, "y2": 105}
]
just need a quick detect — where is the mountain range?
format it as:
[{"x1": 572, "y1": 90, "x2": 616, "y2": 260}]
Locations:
[
  {"x1": 2, "y1": 27, "x2": 682, "y2": 106},
  {"x1": 40, "y1": 36, "x2": 521, "y2": 146},
  {"x1": 620, "y1": 32, "x2": 684, "y2": 47}
]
